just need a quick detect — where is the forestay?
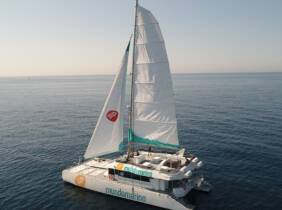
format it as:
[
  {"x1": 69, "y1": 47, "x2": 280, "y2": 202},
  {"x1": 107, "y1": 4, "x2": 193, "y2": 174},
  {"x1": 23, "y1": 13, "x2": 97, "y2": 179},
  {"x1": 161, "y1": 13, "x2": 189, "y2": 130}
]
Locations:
[
  {"x1": 130, "y1": 6, "x2": 179, "y2": 148},
  {"x1": 84, "y1": 42, "x2": 130, "y2": 159}
]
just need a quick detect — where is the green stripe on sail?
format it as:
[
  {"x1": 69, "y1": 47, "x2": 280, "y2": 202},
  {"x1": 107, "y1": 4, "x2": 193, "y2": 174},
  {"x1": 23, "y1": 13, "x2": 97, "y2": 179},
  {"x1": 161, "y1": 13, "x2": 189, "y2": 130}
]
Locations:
[
  {"x1": 118, "y1": 140, "x2": 127, "y2": 152},
  {"x1": 128, "y1": 129, "x2": 179, "y2": 149}
]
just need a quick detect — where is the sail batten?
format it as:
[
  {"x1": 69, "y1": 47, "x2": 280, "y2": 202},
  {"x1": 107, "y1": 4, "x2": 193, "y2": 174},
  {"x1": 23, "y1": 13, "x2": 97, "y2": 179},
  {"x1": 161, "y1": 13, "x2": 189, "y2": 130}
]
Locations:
[{"x1": 130, "y1": 6, "x2": 179, "y2": 148}]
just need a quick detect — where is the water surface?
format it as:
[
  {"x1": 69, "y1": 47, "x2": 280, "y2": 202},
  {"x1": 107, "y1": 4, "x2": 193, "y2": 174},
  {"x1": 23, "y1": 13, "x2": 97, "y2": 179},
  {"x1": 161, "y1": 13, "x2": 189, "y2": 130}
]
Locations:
[{"x1": 0, "y1": 73, "x2": 282, "y2": 210}]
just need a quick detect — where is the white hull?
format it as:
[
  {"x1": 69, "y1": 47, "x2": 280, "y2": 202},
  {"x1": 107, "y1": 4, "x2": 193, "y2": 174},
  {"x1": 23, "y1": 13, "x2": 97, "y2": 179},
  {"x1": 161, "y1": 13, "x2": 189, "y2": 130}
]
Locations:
[{"x1": 62, "y1": 162, "x2": 194, "y2": 210}]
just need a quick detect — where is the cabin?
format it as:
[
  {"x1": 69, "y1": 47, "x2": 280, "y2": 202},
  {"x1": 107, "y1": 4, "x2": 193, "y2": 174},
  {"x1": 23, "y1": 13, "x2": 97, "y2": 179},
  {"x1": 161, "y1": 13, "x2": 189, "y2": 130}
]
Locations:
[{"x1": 106, "y1": 150, "x2": 203, "y2": 195}]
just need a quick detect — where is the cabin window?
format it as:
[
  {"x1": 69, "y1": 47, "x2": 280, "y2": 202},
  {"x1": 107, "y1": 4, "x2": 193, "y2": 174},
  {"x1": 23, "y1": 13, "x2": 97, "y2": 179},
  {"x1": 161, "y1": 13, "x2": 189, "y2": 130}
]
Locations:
[
  {"x1": 168, "y1": 179, "x2": 188, "y2": 191},
  {"x1": 168, "y1": 180, "x2": 182, "y2": 190},
  {"x1": 108, "y1": 168, "x2": 115, "y2": 175},
  {"x1": 114, "y1": 169, "x2": 150, "y2": 182}
]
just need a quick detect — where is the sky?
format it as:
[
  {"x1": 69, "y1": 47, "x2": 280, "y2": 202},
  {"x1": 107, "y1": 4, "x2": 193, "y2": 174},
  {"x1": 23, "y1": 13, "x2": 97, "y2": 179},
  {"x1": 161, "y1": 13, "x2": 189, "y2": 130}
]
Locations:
[{"x1": 0, "y1": 0, "x2": 281, "y2": 77}]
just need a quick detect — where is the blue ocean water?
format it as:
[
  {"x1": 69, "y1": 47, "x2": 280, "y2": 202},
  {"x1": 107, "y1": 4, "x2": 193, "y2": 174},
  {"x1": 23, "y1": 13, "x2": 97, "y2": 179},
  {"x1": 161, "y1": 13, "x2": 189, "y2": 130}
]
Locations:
[{"x1": 0, "y1": 73, "x2": 282, "y2": 210}]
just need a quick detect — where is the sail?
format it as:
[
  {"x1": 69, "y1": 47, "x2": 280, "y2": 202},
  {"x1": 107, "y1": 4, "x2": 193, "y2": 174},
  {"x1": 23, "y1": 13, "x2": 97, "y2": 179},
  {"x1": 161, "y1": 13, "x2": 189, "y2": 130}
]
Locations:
[
  {"x1": 130, "y1": 6, "x2": 179, "y2": 149},
  {"x1": 84, "y1": 42, "x2": 130, "y2": 159}
]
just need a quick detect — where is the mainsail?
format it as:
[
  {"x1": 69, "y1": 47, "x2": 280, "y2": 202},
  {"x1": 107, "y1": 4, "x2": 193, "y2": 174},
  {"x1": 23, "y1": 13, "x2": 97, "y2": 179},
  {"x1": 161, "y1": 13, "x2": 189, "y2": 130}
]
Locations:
[
  {"x1": 84, "y1": 42, "x2": 130, "y2": 159},
  {"x1": 129, "y1": 6, "x2": 179, "y2": 149}
]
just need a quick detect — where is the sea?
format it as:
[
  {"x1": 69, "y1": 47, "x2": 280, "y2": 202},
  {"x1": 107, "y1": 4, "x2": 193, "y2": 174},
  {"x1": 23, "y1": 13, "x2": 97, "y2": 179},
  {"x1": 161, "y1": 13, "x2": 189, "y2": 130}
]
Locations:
[{"x1": 0, "y1": 73, "x2": 282, "y2": 210}]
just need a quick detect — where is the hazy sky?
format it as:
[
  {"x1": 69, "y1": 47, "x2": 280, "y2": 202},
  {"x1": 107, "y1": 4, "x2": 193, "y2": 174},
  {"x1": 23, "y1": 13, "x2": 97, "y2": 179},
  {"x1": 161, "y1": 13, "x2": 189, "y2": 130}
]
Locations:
[{"x1": 0, "y1": 0, "x2": 281, "y2": 76}]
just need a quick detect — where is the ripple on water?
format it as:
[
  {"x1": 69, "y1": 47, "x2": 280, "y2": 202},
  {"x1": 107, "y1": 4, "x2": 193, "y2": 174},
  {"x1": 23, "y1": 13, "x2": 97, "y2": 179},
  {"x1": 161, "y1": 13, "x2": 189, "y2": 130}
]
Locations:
[{"x1": 1, "y1": 74, "x2": 282, "y2": 210}]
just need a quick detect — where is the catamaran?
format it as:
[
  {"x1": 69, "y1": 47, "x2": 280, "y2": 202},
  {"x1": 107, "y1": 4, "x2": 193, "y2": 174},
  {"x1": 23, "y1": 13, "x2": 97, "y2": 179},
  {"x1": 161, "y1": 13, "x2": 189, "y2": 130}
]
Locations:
[{"x1": 62, "y1": 1, "x2": 211, "y2": 209}]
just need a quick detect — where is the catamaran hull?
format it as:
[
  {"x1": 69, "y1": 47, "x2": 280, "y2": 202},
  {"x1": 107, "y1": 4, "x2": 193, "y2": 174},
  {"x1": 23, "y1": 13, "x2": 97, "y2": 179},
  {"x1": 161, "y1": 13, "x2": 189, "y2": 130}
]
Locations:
[{"x1": 62, "y1": 168, "x2": 194, "y2": 210}]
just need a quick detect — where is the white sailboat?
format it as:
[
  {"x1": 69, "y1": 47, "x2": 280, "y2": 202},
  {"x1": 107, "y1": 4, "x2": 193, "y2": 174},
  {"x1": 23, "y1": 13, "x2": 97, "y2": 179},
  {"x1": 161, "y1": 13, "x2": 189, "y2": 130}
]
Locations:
[{"x1": 62, "y1": 1, "x2": 211, "y2": 209}]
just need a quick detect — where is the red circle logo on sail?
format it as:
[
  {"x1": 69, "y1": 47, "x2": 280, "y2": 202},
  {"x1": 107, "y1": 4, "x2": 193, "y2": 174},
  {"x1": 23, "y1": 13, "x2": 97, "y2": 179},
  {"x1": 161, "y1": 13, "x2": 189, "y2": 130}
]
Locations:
[{"x1": 106, "y1": 110, "x2": 119, "y2": 122}]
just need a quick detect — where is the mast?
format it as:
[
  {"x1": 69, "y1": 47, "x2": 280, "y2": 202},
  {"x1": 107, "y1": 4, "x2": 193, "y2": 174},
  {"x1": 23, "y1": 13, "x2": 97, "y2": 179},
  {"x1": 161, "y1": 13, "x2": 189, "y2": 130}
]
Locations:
[{"x1": 127, "y1": 0, "x2": 138, "y2": 157}]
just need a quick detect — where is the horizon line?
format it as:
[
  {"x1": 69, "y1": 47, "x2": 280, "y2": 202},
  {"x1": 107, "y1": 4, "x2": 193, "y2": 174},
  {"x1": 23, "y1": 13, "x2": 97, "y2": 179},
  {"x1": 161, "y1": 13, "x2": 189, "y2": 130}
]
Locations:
[{"x1": 0, "y1": 71, "x2": 282, "y2": 78}]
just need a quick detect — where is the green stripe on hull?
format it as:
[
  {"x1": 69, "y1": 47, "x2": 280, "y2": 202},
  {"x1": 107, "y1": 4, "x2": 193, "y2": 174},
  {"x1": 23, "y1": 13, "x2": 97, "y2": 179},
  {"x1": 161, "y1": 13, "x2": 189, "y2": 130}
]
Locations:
[{"x1": 128, "y1": 129, "x2": 179, "y2": 149}]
